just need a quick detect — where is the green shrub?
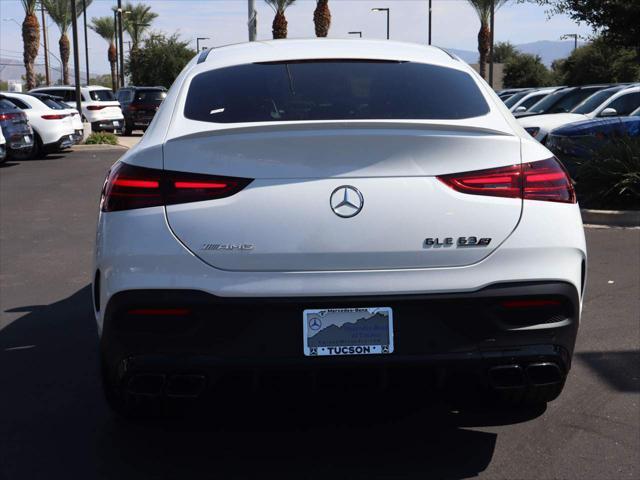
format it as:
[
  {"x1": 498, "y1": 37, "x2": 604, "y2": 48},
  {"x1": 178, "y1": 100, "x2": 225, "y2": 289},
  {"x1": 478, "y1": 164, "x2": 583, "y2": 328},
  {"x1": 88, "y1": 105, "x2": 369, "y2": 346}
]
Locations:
[
  {"x1": 568, "y1": 135, "x2": 640, "y2": 210},
  {"x1": 85, "y1": 132, "x2": 118, "y2": 145}
]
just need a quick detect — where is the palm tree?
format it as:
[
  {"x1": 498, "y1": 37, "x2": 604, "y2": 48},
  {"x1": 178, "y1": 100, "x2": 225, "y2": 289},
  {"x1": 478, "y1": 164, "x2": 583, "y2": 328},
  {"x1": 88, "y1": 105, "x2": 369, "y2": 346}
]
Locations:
[
  {"x1": 43, "y1": 0, "x2": 92, "y2": 85},
  {"x1": 265, "y1": 0, "x2": 296, "y2": 39},
  {"x1": 313, "y1": 0, "x2": 331, "y2": 37},
  {"x1": 119, "y1": 2, "x2": 157, "y2": 49},
  {"x1": 20, "y1": 0, "x2": 40, "y2": 90},
  {"x1": 465, "y1": 0, "x2": 507, "y2": 80},
  {"x1": 89, "y1": 17, "x2": 117, "y2": 92}
]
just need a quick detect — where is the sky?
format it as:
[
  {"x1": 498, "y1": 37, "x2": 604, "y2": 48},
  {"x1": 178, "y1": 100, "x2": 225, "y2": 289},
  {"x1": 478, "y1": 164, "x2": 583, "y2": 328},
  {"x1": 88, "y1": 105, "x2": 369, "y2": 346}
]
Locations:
[{"x1": 0, "y1": 0, "x2": 594, "y2": 78}]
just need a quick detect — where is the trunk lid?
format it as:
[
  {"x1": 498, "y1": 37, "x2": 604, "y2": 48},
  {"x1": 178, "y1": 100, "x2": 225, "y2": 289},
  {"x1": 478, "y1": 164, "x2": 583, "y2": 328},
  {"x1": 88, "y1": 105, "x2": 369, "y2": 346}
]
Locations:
[{"x1": 164, "y1": 123, "x2": 522, "y2": 272}]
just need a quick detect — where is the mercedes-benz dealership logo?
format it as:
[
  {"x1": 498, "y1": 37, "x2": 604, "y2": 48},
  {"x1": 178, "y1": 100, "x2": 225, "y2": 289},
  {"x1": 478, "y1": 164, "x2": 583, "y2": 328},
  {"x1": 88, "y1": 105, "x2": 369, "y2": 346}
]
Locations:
[{"x1": 330, "y1": 186, "x2": 364, "y2": 218}]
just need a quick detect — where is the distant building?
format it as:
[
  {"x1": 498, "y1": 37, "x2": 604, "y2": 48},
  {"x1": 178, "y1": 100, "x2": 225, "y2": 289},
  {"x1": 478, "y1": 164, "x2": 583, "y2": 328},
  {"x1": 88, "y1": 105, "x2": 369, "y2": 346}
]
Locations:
[
  {"x1": 470, "y1": 63, "x2": 504, "y2": 91},
  {"x1": 8, "y1": 80, "x2": 22, "y2": 92}
]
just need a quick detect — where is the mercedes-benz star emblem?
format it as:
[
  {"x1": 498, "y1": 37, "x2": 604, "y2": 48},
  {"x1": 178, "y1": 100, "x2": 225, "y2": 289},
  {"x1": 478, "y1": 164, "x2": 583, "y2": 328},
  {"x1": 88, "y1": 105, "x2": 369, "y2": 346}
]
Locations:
[
  {"x1": 330, "y1": 186, "x2": 364, "y2": 218},
  {"x1": 309, "y1": 318, "x2": 322, "y2": 330}
]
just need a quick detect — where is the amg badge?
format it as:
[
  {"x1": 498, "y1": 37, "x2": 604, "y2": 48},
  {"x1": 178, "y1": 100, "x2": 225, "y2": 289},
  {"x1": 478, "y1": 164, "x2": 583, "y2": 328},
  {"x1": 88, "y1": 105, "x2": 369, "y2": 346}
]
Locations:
[
  {"x1": 201, "y1": 243, "x2": 255, "y2": 251},
  {"x1": 424, "y1": 237, "x2": 492, "y2": 248}
]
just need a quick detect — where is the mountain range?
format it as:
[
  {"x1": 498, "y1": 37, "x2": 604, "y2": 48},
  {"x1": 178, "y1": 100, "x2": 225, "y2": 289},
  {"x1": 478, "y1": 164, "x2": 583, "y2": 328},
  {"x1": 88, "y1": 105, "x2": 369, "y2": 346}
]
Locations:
[{"x1": 447, "y1": 40, "x2": 585, "y2": 66}]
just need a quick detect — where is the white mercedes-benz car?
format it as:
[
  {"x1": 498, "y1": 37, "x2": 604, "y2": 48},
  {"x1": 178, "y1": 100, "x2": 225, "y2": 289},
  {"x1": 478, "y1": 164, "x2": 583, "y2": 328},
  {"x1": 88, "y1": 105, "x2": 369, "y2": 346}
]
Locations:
[{"x1": 94, "y1": 40, "x2": 586, "y2": 416}]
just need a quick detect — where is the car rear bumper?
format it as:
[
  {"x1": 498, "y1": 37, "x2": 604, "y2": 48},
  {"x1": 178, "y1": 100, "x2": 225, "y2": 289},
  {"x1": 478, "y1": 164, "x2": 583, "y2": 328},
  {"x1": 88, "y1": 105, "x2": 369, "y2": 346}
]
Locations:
[
  {"x1": 45, "y1": 133, "x2": 75, "y2": 151},
  {"x1": 92, "y1": 119, "x2": 122, "y2": 132},
  {"x1": 100, "y1": 281, "x2": 579, "y2": 396}
]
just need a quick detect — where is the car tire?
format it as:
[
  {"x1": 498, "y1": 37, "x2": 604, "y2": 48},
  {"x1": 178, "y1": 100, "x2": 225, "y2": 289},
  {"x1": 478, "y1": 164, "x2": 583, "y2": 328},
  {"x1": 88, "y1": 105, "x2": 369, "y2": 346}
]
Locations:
[{"x1": 123, "y1": 122, "x2": 133, "y2": 136}]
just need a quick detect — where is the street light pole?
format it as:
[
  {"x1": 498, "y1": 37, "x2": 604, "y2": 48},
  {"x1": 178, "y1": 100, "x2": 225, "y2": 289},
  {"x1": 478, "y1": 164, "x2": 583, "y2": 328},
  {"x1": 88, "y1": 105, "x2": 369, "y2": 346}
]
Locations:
[
  {"x1": 489, "y1": 0, "x2": 495, "y2": 87},
  {"x1": 70, "y1": 0, "x2": 82, "y2": 114},
  {"x1": 561, "y1": 33, "x2": 578, "y2": 51},
  {"x1": 82, "y1": 0, "x2": 89, "y2": 84},
  {"x1": 113, "y1": 10, "x2": 119, "y2": 82},
  {"x1": 117, "y1": 0, "x2": 125, "y2": 87},
  {"x1": 428, "y1": 0, "x2": 432, "y2": 45},
  {"x1": 196, "y1": 37, "x2": 210, "y2": 52},
  {"x1": 248, "y1": 0, "x2": 257, "y2": 41},
  {"x1": 40, "y1": 2, "x2": 50, "y2": 85},
  {"x1": 371, "y1": 8, "x2": 390, "y2": 40},
  {"x1": 348, "y1": 31, "x2": 362, "y2": 38}
]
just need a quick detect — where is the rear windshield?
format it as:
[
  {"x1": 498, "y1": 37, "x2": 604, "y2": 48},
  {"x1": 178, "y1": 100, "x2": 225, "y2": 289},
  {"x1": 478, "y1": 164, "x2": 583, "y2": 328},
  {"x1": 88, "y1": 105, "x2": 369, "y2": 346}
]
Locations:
[
  {"x1": 89, "y1": 90, "x2": 115, "y2": 101},
  {"x1": 0, "y1": 99, "x2": 18, "y2": 109},
  {"x1": 184, "y1": 60, "x2": 490, "y2": 123},
  {"x1": 35, "y1": 97, "x2": 66, "y2": 110},
  {"x1": 571, "y1": 88, "x2": 622, "y2": 114},
  {"x1": 503, "y1": 91, "x2": 529, "y2": 108},
  {"x1": 528, "y1": 88, "x2": 600, "y2": 114},
  {"x1": 134, "y1": 89, "x2": 166, "y2": 103}
]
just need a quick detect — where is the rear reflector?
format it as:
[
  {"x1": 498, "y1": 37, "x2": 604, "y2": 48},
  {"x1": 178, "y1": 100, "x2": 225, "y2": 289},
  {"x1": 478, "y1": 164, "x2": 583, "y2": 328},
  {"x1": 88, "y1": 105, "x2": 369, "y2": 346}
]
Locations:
[
  {"x1": 501, "y1": 299, "x2": 562, "y2": 308},
  {"x1": 438, "y1": 158, "x2": 576, "y2": 203},
  {"x1": 101, "y1": 162, "x2": 253, "y2": 212},
  {"x1": 41, "y1": 114, "x2": 68, "y2": 120},
  {"x1": 87, "y1": 105, "x2": 106, "y2": 111}
]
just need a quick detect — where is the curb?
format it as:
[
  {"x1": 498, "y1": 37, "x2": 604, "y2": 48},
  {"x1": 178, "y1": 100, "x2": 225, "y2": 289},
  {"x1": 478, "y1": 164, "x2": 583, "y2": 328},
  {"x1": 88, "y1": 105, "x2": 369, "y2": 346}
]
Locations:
[
  {"x1": 581, "y1": 209, "x2": 640, "y2": 228},
  {"x1": 71, "y1": 144, "x2": 128, "y2": 151}
]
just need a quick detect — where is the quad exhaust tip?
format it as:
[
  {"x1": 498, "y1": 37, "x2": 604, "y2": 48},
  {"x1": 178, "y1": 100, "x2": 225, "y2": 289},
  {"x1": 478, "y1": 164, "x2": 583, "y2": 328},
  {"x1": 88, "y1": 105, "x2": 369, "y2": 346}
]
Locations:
[
  {"x1": 488, "y1": 362, "x2": 564, "y2": 389},
  {"x1": 126, "y1": 373, "x2": 206, "y2": 398},
  {"x1": 488, "y1": 364, "x2": 525, "y2": 389},
  {"x1": 526, "y1": 362, "x2": 563, "y2": 386}
]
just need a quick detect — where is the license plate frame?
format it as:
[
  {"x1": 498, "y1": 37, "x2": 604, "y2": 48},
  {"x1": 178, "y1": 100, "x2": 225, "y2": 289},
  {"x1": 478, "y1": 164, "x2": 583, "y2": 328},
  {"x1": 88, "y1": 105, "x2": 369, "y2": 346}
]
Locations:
[{"x1": 303, "y1": 307, "x2": 394, "y2": 357}]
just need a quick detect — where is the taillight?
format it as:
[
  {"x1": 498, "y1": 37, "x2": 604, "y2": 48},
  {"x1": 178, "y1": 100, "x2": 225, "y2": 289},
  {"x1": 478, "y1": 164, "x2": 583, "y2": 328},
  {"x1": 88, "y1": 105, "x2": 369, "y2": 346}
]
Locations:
[
  {"x1": 0, "y1": 112, "x2": 21, "y2": 121},
  {"x1": 87, "y1": 105, "x2": 106, "y2": 111},
  {"x1": 438, "y1": 158, "x2": 576, "y2": 204},
  {"x1": 41, "y1": 114, "x2": 68, "y2": 120},
  {"x1": 100, "y1": 162, "x2": 253, "y2": 212}
]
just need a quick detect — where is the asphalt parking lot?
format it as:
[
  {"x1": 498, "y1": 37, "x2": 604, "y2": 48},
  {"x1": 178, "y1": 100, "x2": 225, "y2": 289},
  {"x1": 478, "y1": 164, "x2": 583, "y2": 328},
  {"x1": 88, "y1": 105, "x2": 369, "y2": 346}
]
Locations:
[{"x1": 0, "y1": 148, "x2": 638, "y2": 480}]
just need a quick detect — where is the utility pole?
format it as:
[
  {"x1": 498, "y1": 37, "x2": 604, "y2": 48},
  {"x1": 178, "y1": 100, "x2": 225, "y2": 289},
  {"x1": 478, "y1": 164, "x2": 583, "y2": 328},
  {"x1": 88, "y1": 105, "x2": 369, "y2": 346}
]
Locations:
[
  {"x1": 117, "y1": 0, "x2": 125, "y2": 87},
  {"x1": 248, "y1": 0, "x2": 257, "y2": 41},
  {"x1": 70, "y1": 0, "x2": 82, "y2": 114},
  {"x1": 489, "y1": 0, "x2": 495, "y2": 87},
  {"x1": 40, "y1": 2, "x2": 50, "y2": 85},
  {"x1": 83, "y1": 0, "x2": 89, "y2": 84},
  {"x1": 428, "y1": 0, "x2": 432, "y2": 45},
  {"x1": 113, "y1": 10, "x2": 119, "y2": 82}
]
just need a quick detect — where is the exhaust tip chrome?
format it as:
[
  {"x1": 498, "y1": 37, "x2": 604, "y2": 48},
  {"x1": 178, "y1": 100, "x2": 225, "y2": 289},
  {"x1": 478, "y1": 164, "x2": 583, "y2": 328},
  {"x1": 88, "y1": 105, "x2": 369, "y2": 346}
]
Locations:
[
  {"x1": 126, "y1": 373, "x2": 166, "y2": 396},
  {"x1": 165, "y1": 374, "x2": 206, "y2": 398},
  {"x1": 526, "y1": 362, "x2": 563, "y2": 386},
  {"x1": 488, "y1": 364, "x2": 525, "y2": 389}
]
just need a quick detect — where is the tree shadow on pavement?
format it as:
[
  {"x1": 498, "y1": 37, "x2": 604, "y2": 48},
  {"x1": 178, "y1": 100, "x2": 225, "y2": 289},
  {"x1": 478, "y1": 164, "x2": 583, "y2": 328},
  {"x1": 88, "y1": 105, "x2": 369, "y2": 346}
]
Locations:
[{"x1": 0, "y1": 286, "x2": 544, "y2": 480}]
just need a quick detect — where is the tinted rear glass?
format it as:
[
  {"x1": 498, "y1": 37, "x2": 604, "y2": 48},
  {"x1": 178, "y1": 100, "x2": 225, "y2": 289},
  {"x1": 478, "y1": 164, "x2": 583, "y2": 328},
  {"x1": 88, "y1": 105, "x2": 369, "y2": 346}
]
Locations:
[
  {"x1": 89, "y1": 90, "x2": 115, "y2": 101},
  {"x1": 35, "y1": 97, "x2": 66, "y2": 110},
  {"x1": 134, "y1": 89, "x2": 166, "y2": 103},
  {"x1": 0, "y1": 99, "x2": 18, "y2": 109},
  {"x1": 528, "y1": 87, "x2": 601, "y2": 114},
  {"x1": 571, "y1": 88, "x2": 622, "y2": 114},
  {"x1": 184, "y1": 61, "x2": 490, "y2": 123},
  {"x1": 503, "y1": 91, "x2": 529, "y2": 108}
]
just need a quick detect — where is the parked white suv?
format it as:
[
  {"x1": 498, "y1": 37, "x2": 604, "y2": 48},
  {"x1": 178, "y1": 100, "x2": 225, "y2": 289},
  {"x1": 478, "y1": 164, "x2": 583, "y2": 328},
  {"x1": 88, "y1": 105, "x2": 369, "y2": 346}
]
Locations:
[
  {"x1": 30, "y1": 86, "x2": 124, "y2": 134},
  {"x1": 2, "y1": 92, "x2": 75, "y2": 158}
]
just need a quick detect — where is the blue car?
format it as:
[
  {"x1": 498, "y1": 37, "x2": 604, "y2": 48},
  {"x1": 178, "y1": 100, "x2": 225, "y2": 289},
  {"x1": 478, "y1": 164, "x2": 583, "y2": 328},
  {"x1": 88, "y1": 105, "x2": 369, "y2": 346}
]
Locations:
[{"x1": 546, "y1": 110, "x2": 640, "y2": 174}]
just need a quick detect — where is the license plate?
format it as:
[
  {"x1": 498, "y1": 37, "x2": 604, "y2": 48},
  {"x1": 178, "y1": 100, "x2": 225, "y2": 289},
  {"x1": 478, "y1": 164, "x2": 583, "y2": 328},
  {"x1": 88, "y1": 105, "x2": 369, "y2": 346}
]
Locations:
[
  {"x1": 24, "y1": 135, "x2": 32, "y2": 144},
  {"x1": 113, "y1": 121, "x2": 120, "y2": 127},
  {"x1": 303, "y1": 307, "x2": 394, "y2": 356}
]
